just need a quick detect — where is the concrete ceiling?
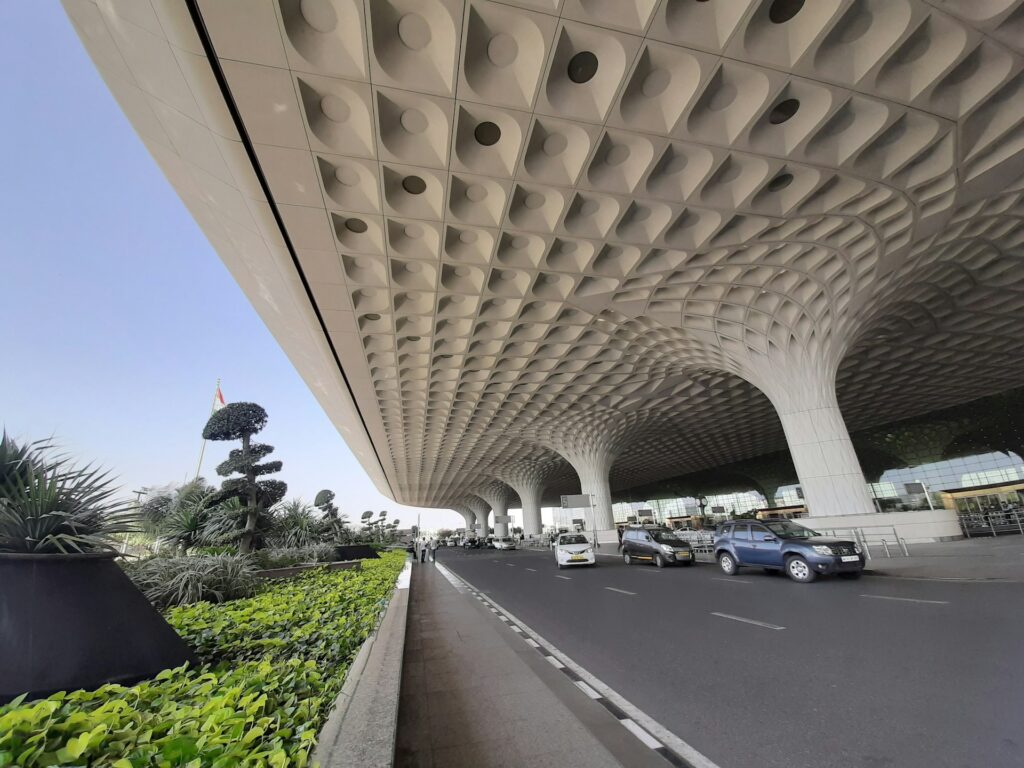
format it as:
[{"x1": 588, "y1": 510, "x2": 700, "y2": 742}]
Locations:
[{"x1": 65, "y1": 0, "x2": 1024, "y2": 510}]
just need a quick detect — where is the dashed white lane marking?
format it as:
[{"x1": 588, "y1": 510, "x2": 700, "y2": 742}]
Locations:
[
  {"x1": 555, "y1": 575, "x2": 572, "y2": 580},
  {"x1": 526, "y1": 567, "x2": 537, "y2": 572},
  {"x1": 605, "y1": 587, "x2": 637, "y2": 595},
  {"x1": 711, "y1": 577, "x2": 753, "y2": 584},
  {"x1": 507, "y1": 563, "x2": 516, "y2": 567},
  {"x1": 575, "y1": 680, "x2": 601, "y2": 699},
  {"x1": 621, "y1": 719, "x2": 663, "y2": 750},
  {"x1": 860, "y1": 594, "x2": 949, "y2": 605},
  {"x1": 711, "y1": 612, "x2": 785, "y2": 631},
  {"x1": 434, "y1": 561, "x2": 722, "y2": 768}
]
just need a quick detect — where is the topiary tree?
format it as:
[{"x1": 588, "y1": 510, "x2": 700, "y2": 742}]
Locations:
[
  {"x1": 202, "y1": 402, "x2": 286, "y2": 554},
  {"x1": 315, "y1": 489, "x2": 350, "y2": 544}
]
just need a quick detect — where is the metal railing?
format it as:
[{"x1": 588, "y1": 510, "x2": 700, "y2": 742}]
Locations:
[
  {"x1": 958, "y1": 509, "x2": 1024, "y2": 538},
  {"x1": 812, "y1": 526, "x2": 909, "y2": 560}
]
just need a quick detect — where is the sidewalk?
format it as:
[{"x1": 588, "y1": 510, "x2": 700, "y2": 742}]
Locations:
[
  {"x1": 862, "y1": 536, "x2": 1024, "y2": 581},
  {"x1": 394, "y1": 558, "x2": 668, "y2": 768}
]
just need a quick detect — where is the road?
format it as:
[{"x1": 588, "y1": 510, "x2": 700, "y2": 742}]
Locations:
[{"x1": 435, "y1": 545, "x2": 1024, "y2": 768}]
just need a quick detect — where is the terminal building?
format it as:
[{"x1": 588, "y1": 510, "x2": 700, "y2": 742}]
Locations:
[{"x1": 65, "y1": 0, "x2": 1024, "y2": 544}]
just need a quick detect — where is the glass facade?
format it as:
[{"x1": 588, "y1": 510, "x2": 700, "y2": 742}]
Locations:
[{"x1": 595, "y1": 388, "x2": 1024, "y2": 529}]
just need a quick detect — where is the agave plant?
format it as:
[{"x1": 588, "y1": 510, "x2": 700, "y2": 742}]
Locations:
[
  {"x1": 126, "y1": 554, "x2": 259, "y2": 608},
  {"x1": 268, "y1": 499, "x2": 325, "y2": 549},
  {"x1": 0, "y1": 433, "x2": 140, "y2": 554},
  {"x1": 144, "y1": 479, "x2": 221, "y2": 555}
]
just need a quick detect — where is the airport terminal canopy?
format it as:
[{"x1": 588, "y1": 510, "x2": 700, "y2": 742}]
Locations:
[{"x1": 66, "y1": 0, "x2": 1024, "y2": 535}]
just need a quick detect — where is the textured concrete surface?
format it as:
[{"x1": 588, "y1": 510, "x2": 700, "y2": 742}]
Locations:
[
  {"x1": 439, "y1": 545, "x2": 1024, "y2": 768},
  {"x1": 865, "y1": 536, "x2": 1024, "y2": 581},
  {"x1": 395, "y1": 558, "x2": 666, "y2": 768},
  {"x1": 315, "y1": 563, "x2": 409, "y2": 768}
]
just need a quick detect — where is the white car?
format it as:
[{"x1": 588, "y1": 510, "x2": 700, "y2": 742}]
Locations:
[
  {"x1": 554, "y1": 533, "x2": 596, "y2": 568},
  {"x1": 493, "y1": 536, "x2": 517, "y2": 550}
]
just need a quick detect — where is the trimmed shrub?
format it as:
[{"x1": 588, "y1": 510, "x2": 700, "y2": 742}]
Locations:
[
  {"x1": 0, "y1": 553, "x2": 407, "y2": 766},
  {"x1": 253, "y1": 545, "x2": 337, "y2": 570},
  {"x1": 126, "y1": 554, "x2": 260, "y2": 608}
]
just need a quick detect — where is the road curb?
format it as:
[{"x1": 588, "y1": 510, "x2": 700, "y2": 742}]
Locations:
[{"x1": 313, "y1": 557, "x2": 412, "y2": 768}]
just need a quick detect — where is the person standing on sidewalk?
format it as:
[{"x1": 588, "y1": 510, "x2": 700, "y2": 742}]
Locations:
[
  {"x1": 429, "y1": 537, "x2": 438, "y2": 562},
  {"x1": 419, "y1": 538, "x2": 427, "y2": 563}
]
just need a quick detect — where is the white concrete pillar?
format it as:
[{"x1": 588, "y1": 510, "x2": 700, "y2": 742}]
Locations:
[
  {"x1": 467, "y1": 497, "x2": 490, "y2": 538},
  {"x1": 516, "y1": 484, "x2": 543, "y2": 538},
  {"x1": 569, "y1": 451, "x2": 615, "y2": 531},
  {"x1": 498, "y1": 457, "x2": 564, "y2": 540},
  {"x1": 477, "y1": 482, "x2": 517, "y2": 539},
  {"x1": 759, "y1": 368, "x2": 875, "y2": 518}
]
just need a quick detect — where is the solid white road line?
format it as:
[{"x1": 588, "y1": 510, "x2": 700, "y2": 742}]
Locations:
[
  {"x1": 575, "y1": 680, "x2": 601, "y2": 699},
  {"x1": 711, "y1": 612, "x2": 785, "y2": 630},
  {"x1": 860, "y1": 594, "x2": 949, "y2": 605},
  {"x1": 711, "y1": 577, "x2": 753, "y2": 584},
  {"x1": 621, "y1": 719, "x2": 663, "y2": 750},
  {"x1": 555, "y1": 575, "x2": 572, "y2": 580},
  {"x1": 605, "y1": 587, "x2": 637, "y2": 595}
]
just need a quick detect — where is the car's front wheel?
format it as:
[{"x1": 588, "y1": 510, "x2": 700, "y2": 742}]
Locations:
[
  {"x1": 718, "y1": 552, "x2": 738, "y2": 576},
  {"x1": 786, "y1": 556, "x2": 817, "y2": 583},
  {"x1": 623, "y1": 551, "x2": 632, "y2": 565},
  {"x1": 654, "y1": 553, "x2": 665, "y2": 568}
]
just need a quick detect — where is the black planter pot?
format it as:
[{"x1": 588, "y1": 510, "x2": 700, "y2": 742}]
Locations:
[
  {"x1": 334, "y1": 544, "x2": 380, "y2": 561},
  {"x1": 0, "y1": 552, "x2": 197, "y2": 705}
]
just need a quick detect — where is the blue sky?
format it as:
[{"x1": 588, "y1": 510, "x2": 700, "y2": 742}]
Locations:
[{"x1": 0, "y1": 4, "x2": 469, "y2": 530}]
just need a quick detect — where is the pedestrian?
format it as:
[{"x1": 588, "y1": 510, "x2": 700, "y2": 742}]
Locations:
[
  {"x1": 429, "y1": 537, "x2": 438, "y2": 562},
  {"x1": 420, "y1": 538, "x2": 427, "y2": 563}
]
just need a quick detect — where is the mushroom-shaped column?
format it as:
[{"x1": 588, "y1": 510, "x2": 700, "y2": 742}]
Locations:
[
  {"x1": 532, "y1": 414, "x2": 646, "y2": 540},
  {"x1": 466, "y1": 497, "x2": 491, "y2": 539},
  {"x1": 743, "y1": 353, "x2": 875, "y2": 517},
  {"x1": 497, "y1": 459, "x2": 564, "y2": 539},
  {"x1": 451, "y1": 504, "x2": 476, "y2": 540},
  {"x1": 477, "y1": 481, "x2": 518, "y2": 539}
]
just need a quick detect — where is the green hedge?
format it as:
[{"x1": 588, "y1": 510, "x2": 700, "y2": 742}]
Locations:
[{"x1": 0, "y1": 552, "x2": 406, "y2": 767}]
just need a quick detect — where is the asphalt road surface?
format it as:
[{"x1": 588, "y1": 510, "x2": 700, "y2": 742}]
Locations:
[{"x1": 436, "y1": 545, "x2": 1024, "y2": 768}]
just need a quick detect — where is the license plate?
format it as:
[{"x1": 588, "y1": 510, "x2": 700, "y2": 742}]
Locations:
[
  {"x1": 570, "y1": 555, "x2": 586, "y2": 561},
  {"x1": 840, "y1": 555, "x2": 860, "y2": 562},
  {"x1": 675, "y1": 551, "x2": 690, "y2": 557}
]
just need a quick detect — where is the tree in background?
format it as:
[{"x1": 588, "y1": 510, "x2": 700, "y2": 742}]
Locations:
[
  {"x1": 315, "y1": 489, "x2": 351, "y2": 544},
  {"x1": 202, "y1": 403, "x2": 286, "y2": 554},
  {"x1": 436, "y1": 528, "x2": 454, "y2": 540},
  {"x1": 140, "y1": 478, "x2": 220, "y2": 555}
]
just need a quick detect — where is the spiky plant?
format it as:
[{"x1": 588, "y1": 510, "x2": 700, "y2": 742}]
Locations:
[{"x1": 0, "y1": 433, "x2": 139, "y2": 554}]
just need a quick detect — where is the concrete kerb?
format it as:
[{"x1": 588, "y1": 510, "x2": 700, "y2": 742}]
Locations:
[{"x1": 313, "y1": 556, "x2": 413, "y2": 768}]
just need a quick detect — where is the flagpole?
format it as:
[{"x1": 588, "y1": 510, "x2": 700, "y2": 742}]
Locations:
[{"x1": 193, "y1": 378, "x2": 221, "y2": 482}]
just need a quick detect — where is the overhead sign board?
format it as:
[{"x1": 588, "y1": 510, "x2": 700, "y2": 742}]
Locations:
[{"x1": 561, "y1": 494, "x2": 592, "y2": 508}]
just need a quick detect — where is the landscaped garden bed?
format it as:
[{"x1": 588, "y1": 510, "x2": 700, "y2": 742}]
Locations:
[{"x1": 0, "y1": 552, "x2": 406, "y2": 767}]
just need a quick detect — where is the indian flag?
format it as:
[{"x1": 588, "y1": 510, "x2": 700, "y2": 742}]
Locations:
[{"x1": 213, "y1": 384, "x2": 226, "y2": 412}]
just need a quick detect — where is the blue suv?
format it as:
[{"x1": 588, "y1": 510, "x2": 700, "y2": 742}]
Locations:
[{"x1": 715, "y1": 519, "x2": 865, "y2": 583}]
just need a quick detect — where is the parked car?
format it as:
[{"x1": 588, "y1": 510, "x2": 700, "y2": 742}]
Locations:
[
  {"x1": 462, "y1": 538, "x2": 481, "y2": 549},
  {"x1": 620, "y1": 526, "x2": 694, "y2": 567},
  {"x1": 493, "y1": 536, "x2": 517, "y2": 550},
  {"x1": 554, "y1": 533, "x2": 595, "y2": 569},
  {"x1": 484, "y1": 536, "x2": 496, "y2": 549},
  {"x1": 714, "y1": 519, "x2": 865, "y2": 583}
]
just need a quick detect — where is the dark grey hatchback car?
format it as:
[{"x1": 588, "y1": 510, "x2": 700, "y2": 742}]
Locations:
[
  {"x1": 620, "y1": 526, "x2": 695, "y2": 567},
  {"x1": 714, "y1": 519, "x2": 865, "y2": 582}
]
